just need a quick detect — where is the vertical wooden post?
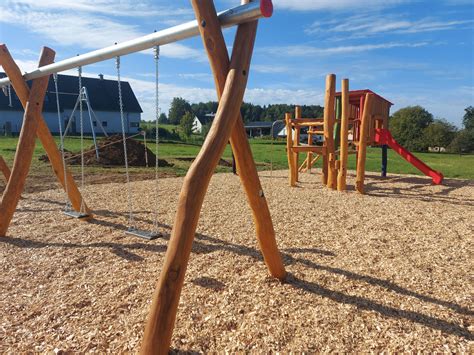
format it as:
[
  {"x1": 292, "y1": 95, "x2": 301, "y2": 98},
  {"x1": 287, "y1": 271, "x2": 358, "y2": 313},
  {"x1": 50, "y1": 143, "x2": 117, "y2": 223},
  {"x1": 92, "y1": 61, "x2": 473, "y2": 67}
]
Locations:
[
  {"x1": 356, "y1": 93, "x2": 374, "y2": 194},
  {"x1": 324, "y1": 74, "x2": 336, "y2": 189},
  {"x1": 0, "y1": 156, "x2": 11, "y2": 181},
  {"x1": 306, "y1": 131, "x2": 313, "y2": 172},
  {"x1": 141, "y1": 4, "x2": 285, "y2": 352},
  {"x1": 337, "y1": 79, "x2": 349, "y2": 192},
  {"x1": 0, "y1": 47, "x2": 55, "y2": 236},
  {"x1": 0, "y1": 44, "x2": 90, "y2": 215},
  {"x1": 285, "y1": 113, "x2": 296, "y2": 187},
  {"x1": 294, "y1": 106, "x2": 301, "y2": 182}
]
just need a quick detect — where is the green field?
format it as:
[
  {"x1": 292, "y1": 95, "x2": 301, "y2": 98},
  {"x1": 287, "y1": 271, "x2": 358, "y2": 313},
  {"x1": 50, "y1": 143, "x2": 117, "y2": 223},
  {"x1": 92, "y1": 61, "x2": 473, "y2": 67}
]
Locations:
[{"x1": 1, "y1": 136, "x2": 473, "y2": 181}]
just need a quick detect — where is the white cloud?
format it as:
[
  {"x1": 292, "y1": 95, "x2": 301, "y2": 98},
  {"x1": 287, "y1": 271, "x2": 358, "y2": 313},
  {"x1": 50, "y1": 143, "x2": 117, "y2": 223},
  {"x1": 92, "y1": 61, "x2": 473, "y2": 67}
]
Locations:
[
  {"x1": 121, "y1": 74, "x2": 326, "y2": 121},
  {"x1": 272, "y1": 0, "x2": 409, "y2": 11},
  {"x1": 306, "y1": 14, "x2": 474, "y2": 38},
  {"x1": 252, "y1": 64, "x2": 291, "y2": 74},
  {"x1": 3, "y1": 0, "x2": 192, "y2": 19},
  {"x1": 0, "y1": 0, "x2": 199, "y2": 60},
  {"x1": 261, "y1": 42, "x2": 430, "y2": 57}
]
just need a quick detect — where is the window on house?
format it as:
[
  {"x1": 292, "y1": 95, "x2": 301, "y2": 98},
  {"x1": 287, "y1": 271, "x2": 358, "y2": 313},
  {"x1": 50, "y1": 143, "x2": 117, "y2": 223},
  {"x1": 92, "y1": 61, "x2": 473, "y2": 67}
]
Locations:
[
  {"x1": 93, "y1": 121, "x2": 97, "y2": 127},
  {"x1": 130, "y1": 122, "x2": 139, "y2": 128},
  {"x1": 102, "y1": 121, "x2": 108, "y2": 127}
]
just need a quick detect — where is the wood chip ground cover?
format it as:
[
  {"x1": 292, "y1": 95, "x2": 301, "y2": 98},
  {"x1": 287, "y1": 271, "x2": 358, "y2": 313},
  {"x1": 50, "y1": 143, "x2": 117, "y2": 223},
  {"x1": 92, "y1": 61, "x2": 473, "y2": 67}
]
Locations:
[{"x1": 1, "y1": 170, "x2": 473, "y2": 352}]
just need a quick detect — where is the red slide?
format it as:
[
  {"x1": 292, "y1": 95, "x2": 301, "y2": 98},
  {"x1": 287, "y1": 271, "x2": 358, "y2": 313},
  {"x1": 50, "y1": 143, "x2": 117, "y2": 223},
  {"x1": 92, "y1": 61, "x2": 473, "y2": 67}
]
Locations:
[{"x1": 375, "y1": 129, "x2": 444, "y2": 185}]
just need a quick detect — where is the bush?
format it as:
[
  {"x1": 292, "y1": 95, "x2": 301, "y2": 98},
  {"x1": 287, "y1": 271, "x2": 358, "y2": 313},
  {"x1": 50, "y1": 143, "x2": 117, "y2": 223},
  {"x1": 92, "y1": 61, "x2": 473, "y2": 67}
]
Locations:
[
  {"x1": 448, "y1": 129, "x2": 474, "y2": 154},
  {"x1": 141, "y1": 125, "x2": 179, "y2": 141},
  {"x1": 390, "y1": 106, "x2": 433, "y2": 152},
  {"x1": 422, "y1": 119, "x2": 457, "y2": 151}
]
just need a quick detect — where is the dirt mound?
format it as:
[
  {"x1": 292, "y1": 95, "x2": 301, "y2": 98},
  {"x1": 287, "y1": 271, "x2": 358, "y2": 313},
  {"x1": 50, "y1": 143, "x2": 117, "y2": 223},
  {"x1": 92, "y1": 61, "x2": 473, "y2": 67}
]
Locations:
[{"x1": 40, "y1": 135, "x2": 172, "y2": 167}]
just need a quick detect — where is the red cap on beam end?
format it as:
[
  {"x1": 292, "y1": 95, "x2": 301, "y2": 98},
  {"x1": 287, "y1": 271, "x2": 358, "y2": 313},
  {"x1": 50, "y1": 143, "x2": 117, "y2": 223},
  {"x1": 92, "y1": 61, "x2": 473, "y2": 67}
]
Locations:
[{"x1": 260, "y1": 0, "x2": 273, "y2": 18}]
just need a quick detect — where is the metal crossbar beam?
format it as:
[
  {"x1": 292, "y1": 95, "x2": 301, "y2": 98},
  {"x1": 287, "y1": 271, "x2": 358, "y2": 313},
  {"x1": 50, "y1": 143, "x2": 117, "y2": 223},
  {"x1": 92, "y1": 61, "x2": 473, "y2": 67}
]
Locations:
[{"x1": 0, "y1": 0, "x2": 272, "y2": 88}]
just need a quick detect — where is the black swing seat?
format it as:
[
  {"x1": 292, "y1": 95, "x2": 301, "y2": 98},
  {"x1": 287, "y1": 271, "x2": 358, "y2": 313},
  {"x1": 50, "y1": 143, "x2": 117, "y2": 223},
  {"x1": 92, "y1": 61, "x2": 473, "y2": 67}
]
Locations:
[
  {"x1": 126, "y1": 228, "x2": 159, "y2": 241},
  {"x1": 63, "y1": 210, "x2": 90, "y2": 219}
]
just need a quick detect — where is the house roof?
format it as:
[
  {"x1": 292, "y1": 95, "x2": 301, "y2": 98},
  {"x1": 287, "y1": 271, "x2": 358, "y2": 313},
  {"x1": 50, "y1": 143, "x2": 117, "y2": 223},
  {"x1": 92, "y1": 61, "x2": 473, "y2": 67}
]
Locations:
[
  {"x1": 244, "y1": 121, "x2": 286, "y2": 138},
  {"x1": 196, "y1": 113, "x2": 215, "y2": 125},
  {"x1": 334, "y1": 89, "x2": 393, "y2": 106},
  {"x1": 244, "y1": 121, "x2": 274, "y2": 129},
  {"x1": 0, "y1": 73, "x2": 142, "y2": 113}
]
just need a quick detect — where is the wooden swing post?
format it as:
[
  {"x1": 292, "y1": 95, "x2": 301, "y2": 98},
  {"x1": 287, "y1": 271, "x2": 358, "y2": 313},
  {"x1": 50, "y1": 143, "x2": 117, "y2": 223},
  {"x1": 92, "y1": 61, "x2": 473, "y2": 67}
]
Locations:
[
  {"x1": 0, "y1": 47, "x2": 55, "y2": 236},
  {"x1": 190, "y1": 0, "x2": 285, "y2": 276},
  {"x1": 0, "y1": 45, "x2": 90, "y2": 226},
  {"x1": 337, "y1": 79, "x2": 349, "y2": 191},
  {"x1": 356, "y1": 93, "x2": 374, "y2": 194},
  {"x1": 141, "y1": 1, "x2": 284, "y2": 352},
  {"x1": 0, "y1": 156, "x2": 11, "y2": 181}
]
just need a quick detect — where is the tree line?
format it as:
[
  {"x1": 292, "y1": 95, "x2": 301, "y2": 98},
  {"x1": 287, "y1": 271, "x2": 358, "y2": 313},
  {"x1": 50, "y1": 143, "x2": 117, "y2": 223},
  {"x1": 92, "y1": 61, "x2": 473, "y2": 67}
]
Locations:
[
  {"x1": 390, "y1": 106, "x2": 474, "y2": 153},
  {"x1": 160, "y1": 97, "x2": 324, "y2": 125},
  {"x1": 151, "y1": 97, "x2": 473, "y2": 153}
]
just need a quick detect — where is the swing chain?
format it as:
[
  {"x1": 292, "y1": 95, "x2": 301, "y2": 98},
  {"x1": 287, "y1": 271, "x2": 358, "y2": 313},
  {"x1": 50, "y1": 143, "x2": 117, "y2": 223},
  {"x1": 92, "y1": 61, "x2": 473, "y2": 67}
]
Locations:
[
  {"x1": 153, "y1": 45, "x2": 160, "y2": 234},
  {"x1": 7, "y1": 84, "x2": 12, "y2": 108},
  {"x1": 116, "y1": 56, "x2": 134, "y2": 229},
  {"x1": 78, "y1": 66, "x2": 86, "y2": 214},
  {"x1": 53, "y1": 73, "x2": 71, "y2": 211}
]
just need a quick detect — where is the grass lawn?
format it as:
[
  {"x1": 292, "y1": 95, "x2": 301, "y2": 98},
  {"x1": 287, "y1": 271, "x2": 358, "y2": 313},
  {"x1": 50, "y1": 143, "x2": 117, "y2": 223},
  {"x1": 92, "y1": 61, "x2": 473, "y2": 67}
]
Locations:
[{"x1": 1, "y1": 136, "x2": 473, "y2": 180}]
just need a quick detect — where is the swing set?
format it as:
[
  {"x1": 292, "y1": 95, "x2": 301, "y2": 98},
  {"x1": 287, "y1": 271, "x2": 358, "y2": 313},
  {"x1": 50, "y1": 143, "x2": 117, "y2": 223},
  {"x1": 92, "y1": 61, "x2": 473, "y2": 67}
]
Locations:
[{"x1": 0, "y1": 0, "x2": 284, "y2": 352}]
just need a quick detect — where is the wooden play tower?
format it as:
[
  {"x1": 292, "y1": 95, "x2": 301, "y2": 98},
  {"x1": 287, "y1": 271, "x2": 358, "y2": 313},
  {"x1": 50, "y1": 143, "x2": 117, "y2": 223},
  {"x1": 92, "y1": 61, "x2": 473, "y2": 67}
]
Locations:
[{"x1": 286, "y1": 74, "x2": 442, "y2": 193}]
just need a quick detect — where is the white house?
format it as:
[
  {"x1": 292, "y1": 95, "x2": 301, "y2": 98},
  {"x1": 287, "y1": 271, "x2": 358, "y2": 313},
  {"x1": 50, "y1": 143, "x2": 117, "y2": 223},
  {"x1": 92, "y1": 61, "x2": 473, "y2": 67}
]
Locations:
[
  {"x1": 0, "y1": 73, "x2": 142, "y2": 135},
  {"x1": 192, "y1": 113, "x2": 215, "y2": 134}
]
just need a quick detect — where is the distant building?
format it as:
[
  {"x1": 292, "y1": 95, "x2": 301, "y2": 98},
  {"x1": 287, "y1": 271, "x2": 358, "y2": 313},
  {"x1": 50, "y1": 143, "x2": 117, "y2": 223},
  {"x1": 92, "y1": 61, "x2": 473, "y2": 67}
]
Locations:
[
  {"x1": 245, "y1": 121, "x2": 290, "y2": 138},
  {"x1": 192, "y1": 113, "x2": 215, "y2": 134},
  {"x1": 0, "y1": 73, "x2": 142, "y2": 135},
  {"x1": 275, "y1": 123, "x2": 323, "y2": 143},
  {"x1": 428, "y1": 147, "x2": 447, "y2": 153}
]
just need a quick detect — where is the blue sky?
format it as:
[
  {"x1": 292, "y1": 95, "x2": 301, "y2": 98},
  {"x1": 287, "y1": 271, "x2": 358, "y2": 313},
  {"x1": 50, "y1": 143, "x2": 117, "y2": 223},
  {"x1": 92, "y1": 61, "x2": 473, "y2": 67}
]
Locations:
[{"x1": 0, "y1": 0, "x2": 473, "y2": 127}]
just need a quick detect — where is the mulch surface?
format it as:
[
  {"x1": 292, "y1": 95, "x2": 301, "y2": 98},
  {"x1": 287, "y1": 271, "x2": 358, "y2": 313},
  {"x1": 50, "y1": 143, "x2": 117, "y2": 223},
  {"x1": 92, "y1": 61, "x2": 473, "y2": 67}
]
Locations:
[{"x1": 1, "y1": 170, "x2": 473, "y2": 352}]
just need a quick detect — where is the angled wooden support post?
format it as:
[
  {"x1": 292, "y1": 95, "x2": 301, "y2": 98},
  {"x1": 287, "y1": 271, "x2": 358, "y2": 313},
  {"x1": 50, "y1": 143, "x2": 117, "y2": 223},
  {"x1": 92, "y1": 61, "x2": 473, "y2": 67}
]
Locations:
[
  {"x1": 190, "y1": 0, "x2": 285, "y2": 277},
  {"x1": 0, "y1": 44, "x2": 90, "y2": 217},
  {"x1": 324, "y1": 74, "x2": 337, "y2": 190},
  {"x1": 0, "y1": 156, "x2": 11, "y2": 181},
  {"x1": 0, "y1": 47, "x2": 55, "y2": 236},
  {"x1": 337, "y1": 79, "x2": 349, "y2": 191},
  {"x1": 141, "y1": 2, "x2": 285, "y2": 353},
  {"x1": 356, "y1": 93, "x2": 374, "y2": 194}
]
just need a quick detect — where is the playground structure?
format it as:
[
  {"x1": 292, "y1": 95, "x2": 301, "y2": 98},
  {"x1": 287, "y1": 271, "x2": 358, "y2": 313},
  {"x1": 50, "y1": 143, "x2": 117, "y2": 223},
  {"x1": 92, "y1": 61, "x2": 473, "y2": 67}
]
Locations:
[
  {"x1": 0, "y1": 1, "x2": 284, "y2": 353},
  {"x1": 286, "y1": 75, "x2": 444, "y2": 193}
]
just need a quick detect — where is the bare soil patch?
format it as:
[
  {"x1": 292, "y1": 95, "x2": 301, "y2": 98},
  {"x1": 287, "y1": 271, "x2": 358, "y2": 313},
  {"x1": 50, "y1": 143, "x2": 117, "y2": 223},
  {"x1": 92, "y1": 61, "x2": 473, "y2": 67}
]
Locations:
[
  {"x1": 39, "y1": 135, "x2": 172, "y2": 168},
  {"x1": 1, "y1": 170, "x2": 473, "y2": 352}
]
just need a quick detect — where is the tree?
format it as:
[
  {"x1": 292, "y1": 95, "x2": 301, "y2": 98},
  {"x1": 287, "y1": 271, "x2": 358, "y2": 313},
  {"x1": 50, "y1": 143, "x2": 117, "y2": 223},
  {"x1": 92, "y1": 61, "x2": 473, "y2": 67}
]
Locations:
[
  {"x1": 463, "y1": 106, "x2": 474, "y2": 130},
  {"x1": 158, "y1": 113, "x2": 169, "y2": 124},
  {"x1": 448, "y1": 129, "x2": 474, "y2": 154},
  {"x1": 180, "y1": 111, "x2": 195, "y2": 138},
  {"x1": 168, "y1": 97, "x2": 192, "y2": 125},
  {"x1": 423, "y1": 119, "x2": 457, "y2": 151},
  {"x1": 390, "y1": 106, "x2": 434, "y2": 151}
]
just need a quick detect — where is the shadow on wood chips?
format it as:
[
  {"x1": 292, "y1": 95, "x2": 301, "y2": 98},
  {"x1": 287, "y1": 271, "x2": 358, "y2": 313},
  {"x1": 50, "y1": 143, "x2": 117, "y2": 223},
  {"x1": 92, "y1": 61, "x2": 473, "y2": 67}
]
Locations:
[{"x1": 1, "y1": 215, "x2": 472, "y2": 341}]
